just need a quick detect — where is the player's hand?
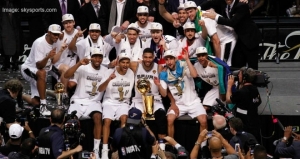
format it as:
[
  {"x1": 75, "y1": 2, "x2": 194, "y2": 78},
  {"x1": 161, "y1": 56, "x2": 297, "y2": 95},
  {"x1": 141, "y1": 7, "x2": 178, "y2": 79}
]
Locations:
[
  {"x1": 171, "y1": 12, "x2": 178, "y2": 20},
  {"x1": 173, "y1": 20, "x2": 181, "y2": 28},
  {"x1": 48, "y1": 48, "x2": 56, "y2": 59},
  {"x1": 109, "y1": 70, "x2": 116, "y2": 80},
  {"x1": 115, "y1": 34, "x2": 122, "y2": 44},
  {"x1": 202, "y1": 11, "x2": 217, "y2": 20},
  {"x1": 109, "y1": 58, "x2": 118, "y2": 68},
  {"x1": 77, "y1": 28, "x2": 86, "y2": 37},
  {"x1": 80, "y1": 58, "x2": 90, "y2": 65},
  {"x1": 59, "y1": 31, "x2": 64, "y2": 40},
  {"x1": 159, "y1": 36, "x2": 166, "y2": 47},
  {"x1": 158, "y1": 0, "x2": 165, "y2": 5},
  {"x1": 153, "y1": 77, "x2": 161, "y2": 86},
  {"x1": 182, "y1": 48, "x2": 189, "y2": 60},
  {"x1": 60, "y1": 39, "x2": 68, "y2": 52},
  {"x1": 148, "y1": 16, "x2": 155, "y2": 22},
  {"x1": 121, "y1": 21, "x2": 130, "y2": 31},
  {"x1": 198, "y1": 20, "x2": 205, "y2": 27}
]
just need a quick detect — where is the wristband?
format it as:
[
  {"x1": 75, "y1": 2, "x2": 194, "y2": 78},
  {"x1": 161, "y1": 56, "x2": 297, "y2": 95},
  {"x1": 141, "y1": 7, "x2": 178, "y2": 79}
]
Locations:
[
  {"x1": 195, "y1": 141, "x2": 201, "y2": 145},
  {"x1": 28, "y1": 131, "x2": 33, "y2": 134}
]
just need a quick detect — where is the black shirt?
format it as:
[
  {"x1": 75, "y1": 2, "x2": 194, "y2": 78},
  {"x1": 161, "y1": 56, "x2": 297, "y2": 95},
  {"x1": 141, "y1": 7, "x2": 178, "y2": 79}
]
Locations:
[{"x1": 0, "y1": 89, "x2": 17, "y2": 123}]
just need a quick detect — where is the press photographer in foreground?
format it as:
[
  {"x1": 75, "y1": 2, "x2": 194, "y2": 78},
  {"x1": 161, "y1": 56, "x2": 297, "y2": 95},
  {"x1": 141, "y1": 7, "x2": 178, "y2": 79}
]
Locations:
[{"x1": 226, "y1": 67, "x2": 262, "y2": 141}]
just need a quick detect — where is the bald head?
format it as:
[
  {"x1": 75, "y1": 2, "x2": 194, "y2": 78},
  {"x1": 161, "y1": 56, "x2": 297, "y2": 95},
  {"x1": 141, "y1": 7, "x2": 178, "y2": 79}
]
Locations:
[
  {"x1": 208, "y1": 137, "x2": 223, "y2": 152},
  {"x1": 213, "y1": 115, "x2": 227, "y2": 130}
]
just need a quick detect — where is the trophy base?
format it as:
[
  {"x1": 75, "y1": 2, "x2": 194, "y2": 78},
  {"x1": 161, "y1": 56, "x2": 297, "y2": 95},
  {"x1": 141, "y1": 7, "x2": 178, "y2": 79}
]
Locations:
[{"x1": 142, "y1": 113, "x2": 155, "y2": 120}]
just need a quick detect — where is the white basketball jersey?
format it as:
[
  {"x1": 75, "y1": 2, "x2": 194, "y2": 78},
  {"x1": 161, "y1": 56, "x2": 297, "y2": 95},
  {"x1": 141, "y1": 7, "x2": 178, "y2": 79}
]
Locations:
[
  {"x1": 71, "y1": 63, "x2": 107, "y2": 103},
  {"x1": 178, "y1": 37, "x2": 205, "y2": 57},
  {"x1": 102, "y1": 68, "x2": 135, "y2": 104},
  {"x1": 135, "y1": 21, "x2": 152, "y2": 42},
  {"x1": 133, "y1": 63, "x2": 161, "y2": 102},
  {"x1": 194, "y1": 62, "x2": 219, "y2": 86}
]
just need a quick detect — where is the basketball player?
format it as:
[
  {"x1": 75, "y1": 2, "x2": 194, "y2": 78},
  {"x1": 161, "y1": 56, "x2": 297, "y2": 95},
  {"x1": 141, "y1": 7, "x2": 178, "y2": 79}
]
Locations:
[
  {"x1": 64, "y1": 48, "x2": 106, "y2": 159},
  {"x1": 129, "y1": 48, "x2": 167, "y2": 140},
  {"x1": 156, "y1": 49, "x2": 207, "y2": 138},
  {"x1": 135, "y1": 6, "x2": 152, "y2": 41},
  {"x1": 98, "y1": 52, "x2": 135, "y2": 159}
]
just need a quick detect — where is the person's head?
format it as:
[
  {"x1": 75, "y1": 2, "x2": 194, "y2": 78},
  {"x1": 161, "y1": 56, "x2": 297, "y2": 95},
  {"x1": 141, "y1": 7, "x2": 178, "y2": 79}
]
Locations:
[
  {"x1": 195, "y1": 47, "x2": 208, "y2": 66},
  {"x1": 213, "y1": 115, "x2": 227, "y2": 130},
  {"x1": 118, "y1": 51, "x2": 131, "y2": 73},
  {"x1": 239, "y1": 67, "x2": 256, "y2": 83},
  {"x1": 253, "y1": 145, "x2": 267, "y2": 159},
  {"x1": 4, "y1": 79, "x2": 23, "y2": 99},
  {"x1": 9, "y1": 123, "x2": 24, "y2": 141},
  {"x1": 127, "y1": 107, "x2": 142, "y2": 125},
  {"x1": 90, "y1": 48, "x2": 103, "y2": 69},
  {"x1": 178, "y1": 4, "x2": 188, "y2": 24},
  {"x1": 225, "y1": 0, "x2": 234, "y2": 5},
  {"x1": 136, "y1": 6, "x2": 149, "y2": 25},
  {"x1": 163, "y1": 50, "x2": 177, "y2": 70},
  {"x1": 47, "y1": 24, "x2": 62, "y2": 44},
  {"x1": 149, "y1": 22, "x2": 163, "y2": 44},
  {"x1": 183, "y1": 22, "x2": 196, "y2": 41},
  {"x1": 229, "y1": 117, "x2": 243, "y2": 134},
  {"x1": 142, "y1": 48, "x2": 155, "y2": 67},
  {"x1": 165, "y1": 151, "x2": 176, "y2": 159},
  {"x1": 184, "y1": 1, "x2": 197, "y2": 21},
  {"x1": 61, "y1": 14, "x2": 75, "y2": 33},
  {"x1": 20, "y1": 138, "x2": 36, "y2": 156},
  {"x1": 91, "y1": 0, "x2": 99, "y2": 5},
  {"x1": 50, "y1": 109, "x2": 65, "y2": 125},
  {"x1": 127, "y1": 23, "x2": 140, "y2": 44},
  {"x1": 208, "y1": 136, "x2": 223, "y2": 153},
  {"x1": 89, "y1": 23, "x2": 101, "y2": 41}
]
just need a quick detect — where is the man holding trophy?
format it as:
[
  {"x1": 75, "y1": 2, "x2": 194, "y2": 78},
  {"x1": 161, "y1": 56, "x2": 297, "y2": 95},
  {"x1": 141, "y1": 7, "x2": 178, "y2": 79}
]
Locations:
[
  {"x1": 98, "y1": 51, "x2": 135, "y2": 159},
  {"x1": 157, "y1": 49, "x2": 207, "y2": 138},
  {"x1": 129, "y1": 48, "x2": 168, "y2": 140},
  {"x1": 64, "y1": 48, "x2": 107, "y2": 159}
]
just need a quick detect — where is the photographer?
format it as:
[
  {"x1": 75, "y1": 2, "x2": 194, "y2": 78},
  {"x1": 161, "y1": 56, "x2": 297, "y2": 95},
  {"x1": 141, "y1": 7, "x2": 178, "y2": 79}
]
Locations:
[
  {"x1": 8, "y1": 137, "x2": 38, "y2": 159},
  {"x1": 275, "y1": 126, "x2": 300, "y2": 159},
  {"x1": 226, "y1": 67, "x2": 262, "y2": 140},
  {"x1": 37, "y1": 109, "x2": 82, "y2": 159}
]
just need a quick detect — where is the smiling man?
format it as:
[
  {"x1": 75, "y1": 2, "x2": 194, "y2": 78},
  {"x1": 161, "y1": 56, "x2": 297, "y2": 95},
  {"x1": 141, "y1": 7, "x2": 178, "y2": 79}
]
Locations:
[
  {"x1": 21, "y1": 24, "x2": 67, "y2": 116},
  {"x1": 134, "y1": 6, "x2": 152, "y2": 41},
  {"x1": 64, "y1": 48, "x2": 107, "y2": 159},
  {"x1": 98, "y1": 51, "x2": 135, "y2": 159}
]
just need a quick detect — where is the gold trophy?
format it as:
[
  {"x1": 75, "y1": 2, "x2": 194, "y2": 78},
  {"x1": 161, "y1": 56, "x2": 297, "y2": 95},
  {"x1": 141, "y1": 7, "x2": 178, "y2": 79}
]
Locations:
[
  {"x1": 175, "y1": 77, "x2": 183, "y2": 96},
  {"x1": 137, "y1": 78, "x2": 154, "y2": 119},
  {"x1": 54, "y1": 82, "x2": 65, "y2": 108},
  {"x1": 90, "y1": 81, "x2": 97, "y2": 96},
  {"x1": 118, "y1": 86, "x2": 124, "y2": 101}
]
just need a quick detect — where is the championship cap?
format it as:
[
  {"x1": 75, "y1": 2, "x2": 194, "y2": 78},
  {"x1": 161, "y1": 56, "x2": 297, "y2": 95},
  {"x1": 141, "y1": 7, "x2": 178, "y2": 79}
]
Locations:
[
  {"x1": 89, "y1": 23, "x2": 101, "y2": 31},
  {"x1": 48, "y1": 24, "x2": 62, "y2": 34},
  {"x1": 183, "y1": 22, "x2": 195, "y2": 30},
  {"x1": 127, "y1": 107, "x2": 142, "y2": 125},
  {"x1": 91, "y1": 48, "x2": 103, "y2": 56},
  {"x1": 127, "y1": 23, "x2": 140, "y2": 32},
  {"x1": 9, "y1": 124, "x2": 24, "y2": 139},
  {"x1": 184, "y1": 1, "x2": 197, "y2": 9},
  {"x1": 149, "y1": 22, "x2": 163, "y2": 30},
  {"x1": 118, "y1": 49, "x2": 132, "y2": 61},
  {"x1": 137, "y1": 6, "x2": 149, "y2": 13},
  {"x1": 62, "y1": 14, "x2": 74, "y2": 22},
  {"x1": 195, "y1": 47, "x2": 208, "y2": 55},
  {"x1": 163, "y1": 49, "x2": 177, "y2": 58},
  {"x1": 178, "y1": 3, "x2": 185, "y2": 10}
]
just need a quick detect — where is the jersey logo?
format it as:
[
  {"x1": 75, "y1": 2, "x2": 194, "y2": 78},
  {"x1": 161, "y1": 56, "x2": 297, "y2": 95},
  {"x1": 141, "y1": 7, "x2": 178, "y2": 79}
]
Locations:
[{"x1": 153, "y1": 70, "x2": 156, "y2": 74}]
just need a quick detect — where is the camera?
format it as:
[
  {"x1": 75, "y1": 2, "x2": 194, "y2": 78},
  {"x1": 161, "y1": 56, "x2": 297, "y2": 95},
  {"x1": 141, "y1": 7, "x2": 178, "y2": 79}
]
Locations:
[
  {"x1": 211, "y1": 99, "x2": 234, "y2": 120},
  {"x1": 231, "y1": 69, "x2": 270, "y2": 88},
  {"x1": 207, "y1": 131, "x2": 212, "y2": 138},
  {"x1": 234, "y1": 143, "x2": 239, "y2": 153}
]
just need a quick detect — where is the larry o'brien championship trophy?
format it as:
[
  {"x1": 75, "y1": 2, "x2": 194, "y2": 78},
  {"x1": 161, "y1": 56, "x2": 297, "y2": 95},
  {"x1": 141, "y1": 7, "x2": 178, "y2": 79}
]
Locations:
[
  {"x1": 137, "y1": 78, "x2": 154, "y2": 119},
  {"x1": 54, "y1": 82, "x2": 65, "y2": 109}
]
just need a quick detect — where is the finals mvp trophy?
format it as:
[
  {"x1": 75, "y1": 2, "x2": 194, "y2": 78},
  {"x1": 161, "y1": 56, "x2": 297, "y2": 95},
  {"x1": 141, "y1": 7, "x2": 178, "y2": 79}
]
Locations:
[
  {"x1": 137, "y1": 78, "x2": 154, "y2": 119},
  {"x1": 54, "y1": 82, "x2": 65, "y2": 109}
]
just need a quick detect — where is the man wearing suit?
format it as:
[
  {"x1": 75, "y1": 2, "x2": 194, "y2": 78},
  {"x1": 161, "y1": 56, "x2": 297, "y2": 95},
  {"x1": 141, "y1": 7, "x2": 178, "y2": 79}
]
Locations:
[
  {"x1": 42, "y1": 0, "x2": 80, "y2": 32},
  {"x1": 98, "y1": 0, "x2": 139, "y2": 36},
  {"x1": 78, "y1": 0, "x2": 103, "y2": 37},
  {"x1": 203, "y1": 0, "x2": 261, "y2": 69}
]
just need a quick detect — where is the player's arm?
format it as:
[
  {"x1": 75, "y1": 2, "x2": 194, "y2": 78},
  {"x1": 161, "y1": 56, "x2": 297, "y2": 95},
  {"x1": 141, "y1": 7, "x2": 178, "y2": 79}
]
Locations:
[
  {"x1": 98, "y1": 70, "x2": 116, "y2": 92},
  {"x1": 129, "y1": 61, "x2": 138, "y2": 73},
  {"x1": 64, "y1": 58, "x2": 89, "y2": 78}
]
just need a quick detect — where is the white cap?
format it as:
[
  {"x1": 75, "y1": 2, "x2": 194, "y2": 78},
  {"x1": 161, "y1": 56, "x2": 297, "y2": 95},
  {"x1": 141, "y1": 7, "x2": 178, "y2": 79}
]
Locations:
[
  {"x1": 149, "y1": 22, "x2": 163, "y2": 30},
  {"x1": 178, "y1": 3, "x2": 185, "y2": 10},
  {"x1": 48, "y1": 24, "x2": 62, "y2": 34},
  {"x1": 127, "y1": 23, "x2": 140, "y2": 32},
  {"x1": 184, "y1": 1, "x2": 197, "y2": 9},
  {"x1": 118, "y1": 49, "x2": 132, "y2": 61},
  {"x1": 183, "y1": 22, "x2": 195, "y2": 30},
  {"x1": 195, "y1": 47, "x2": 208, "y2": 55},
  {"x1": 62, "y1": 14, "x2": 74, "y2": 22},
  {"x1": 89, "y1": 23, "x2": 101, "y2": 31},
  {"x1": 163, "y1": 50, "x2": 177, "y2": 58},
  {"x1": 91, "y1": 48, "x2": 103, "y2": 56},
  {"x1": 137, "y1": 6, "x2": 149, "y2": 13},
  {"x1": 9, "y1": 124, "x2": 24, "y2": 139}
]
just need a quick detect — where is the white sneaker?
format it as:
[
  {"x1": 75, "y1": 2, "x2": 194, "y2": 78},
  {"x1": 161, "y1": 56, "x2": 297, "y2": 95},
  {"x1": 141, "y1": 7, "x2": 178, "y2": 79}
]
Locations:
[
  {"x1": 101, "y1": 149, "x2": 109, "y2": 159},
  {"x1": 93, "y1": 149, "x2": 100, "y2": 159},
  {"x1": 40, "y1": 104, "x2": 51, "y2": 116}
]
